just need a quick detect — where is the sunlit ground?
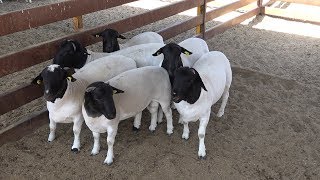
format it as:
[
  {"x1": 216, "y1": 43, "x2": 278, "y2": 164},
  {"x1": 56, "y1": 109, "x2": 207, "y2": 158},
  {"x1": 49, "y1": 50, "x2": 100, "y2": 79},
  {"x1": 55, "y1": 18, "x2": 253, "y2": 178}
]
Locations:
[{"x1": 125, "y1": 0, "x2": 320, "y2": 38}]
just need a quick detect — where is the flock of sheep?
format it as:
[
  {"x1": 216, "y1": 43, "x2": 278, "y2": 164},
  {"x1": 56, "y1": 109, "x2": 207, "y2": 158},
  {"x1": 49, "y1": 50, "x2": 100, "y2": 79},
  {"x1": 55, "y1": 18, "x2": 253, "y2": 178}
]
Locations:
[{"x1": 32, "y1": 29, "x2": 232, "y2": 165}]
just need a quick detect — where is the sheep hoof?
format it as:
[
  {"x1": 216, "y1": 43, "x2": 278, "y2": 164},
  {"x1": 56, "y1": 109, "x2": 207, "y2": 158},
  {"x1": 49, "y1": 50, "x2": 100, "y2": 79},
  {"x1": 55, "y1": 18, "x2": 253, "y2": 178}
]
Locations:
[
  {"x1": 198, "y1": 156, "x2": 206, "y2": 160},
  {"x1": 71, "y1": 148, "x2": 79, "y2": 153},
  {"x1": 103, "y1": 161, "x2": 113, "y2": 166},
  {"x1": 132, "y1": 126, "x2": 140, "y2": 132}
]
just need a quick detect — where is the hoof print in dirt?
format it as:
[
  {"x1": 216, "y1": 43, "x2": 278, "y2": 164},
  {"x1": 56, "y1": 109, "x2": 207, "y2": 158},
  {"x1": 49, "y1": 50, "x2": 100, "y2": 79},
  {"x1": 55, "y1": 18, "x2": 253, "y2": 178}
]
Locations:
[
  {"x1": 71, "y1": 148, "x2": 80, "y2": 153},
  {"x1": 132, "y1": 126, "x2": 140, "y2": 132}
]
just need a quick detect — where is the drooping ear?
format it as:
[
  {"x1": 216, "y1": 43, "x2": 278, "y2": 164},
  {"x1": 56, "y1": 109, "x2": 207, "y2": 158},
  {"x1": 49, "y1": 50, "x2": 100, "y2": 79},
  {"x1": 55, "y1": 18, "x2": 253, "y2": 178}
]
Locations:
[
  {"x1": 152, "y1": 48, "x2": 163, "y2": 56},
  {"x1": 65, "y1": 68, "x2": 77, "y2": 82},
  {"x1": 118, "y1": 34, "x2": 127, "y2": 39},
  {"x1": 180, "y1": 47, "x2": 193, "y2": 56},
  {"x1": 69, "y1": 41, "x2": 77, "y2": 51},
  {"x1": 191, "y1": 68, "x2": 207, "y2": 91},
  {"x1": 31, "y1": 74, "x2": 43, "y2": 85},
  {"x1": 110, "y1": 85, "x2": 124, "y2": 94}
]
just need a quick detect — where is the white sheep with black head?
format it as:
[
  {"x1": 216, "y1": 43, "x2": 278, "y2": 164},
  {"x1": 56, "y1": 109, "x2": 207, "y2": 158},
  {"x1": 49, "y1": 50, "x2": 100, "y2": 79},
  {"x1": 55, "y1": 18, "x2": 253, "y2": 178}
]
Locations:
[
  {"x1": 171, "y1": 51, "x2": 232, "y2": 159},
  {"x1": 31, "y1": 55, "x2": 137, "y2": 153},
  {"x1": 93, "y1": 28, "x2": 164, "y2": 53},
  {"x1": 82, "y1": 66, "x2": 173, "y2": 165}
]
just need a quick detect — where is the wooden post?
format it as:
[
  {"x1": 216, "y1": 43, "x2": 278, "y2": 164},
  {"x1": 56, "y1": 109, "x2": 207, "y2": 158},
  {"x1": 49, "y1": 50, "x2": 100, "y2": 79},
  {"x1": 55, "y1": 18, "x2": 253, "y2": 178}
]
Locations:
[
  {"x1": 73, "y1": 16, "x2": 83, "y2": 31},
  {"x1": 196, "y1": 0, "x2": 206, "y2": 39},
  {"x1": 257, "y1": 0, "x2": 265, "y2": 15}
]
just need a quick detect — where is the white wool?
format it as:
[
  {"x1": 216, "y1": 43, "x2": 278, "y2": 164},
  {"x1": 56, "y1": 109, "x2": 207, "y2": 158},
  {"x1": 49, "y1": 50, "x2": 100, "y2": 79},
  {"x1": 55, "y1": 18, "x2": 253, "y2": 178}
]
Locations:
[
  {"x1": 45, "y1": 55, "x2": 137, "y2": 151},
  {"x1": 174, "y1": 51, "x2": 232, "y2": 158},
  {"x1": 120, "y1": 32, "x2": 164, "y2": 49},
  {"x1": 82, "y1": 66, "x2": 173, "y2": 165},
  {"x1": 178, "y1": 38, "x2": 209, "y2": 67},
  {"x1": 85, "y1": 43, "x2": 164, "y2": 68}
]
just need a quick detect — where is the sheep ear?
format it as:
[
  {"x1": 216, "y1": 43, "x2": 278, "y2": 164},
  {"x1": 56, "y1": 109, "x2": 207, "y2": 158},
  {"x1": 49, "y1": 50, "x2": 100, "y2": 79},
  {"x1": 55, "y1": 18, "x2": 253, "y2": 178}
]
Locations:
[
  {"x1": 111, "y1": 86, "x2": 124, "y2": 94},
  {"x1": 181, "y1": 47, "x2": 193, "y2": 56},
  {"x1": 66, "y1": 76, "x2": 76, "y2": 82},
  {"x1": 152, "y1": 48, "x2": 163, "y2": 56},
  {"x1": 191, "y1": 68, "x2": 207, "y2": 91},
  {"x1": 65, "y1": 68, "x2": 77, "y2": 82},
  {"x1": 31, "y1": 74, "x2": 43, "y2": 85},
  {"x1": 118, "y1": 34, "x2": 126, "y2": 39}
]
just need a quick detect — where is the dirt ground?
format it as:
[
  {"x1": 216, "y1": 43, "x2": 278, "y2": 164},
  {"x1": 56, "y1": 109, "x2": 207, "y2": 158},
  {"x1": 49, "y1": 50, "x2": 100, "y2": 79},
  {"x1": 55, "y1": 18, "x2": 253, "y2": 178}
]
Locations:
[{"x1": 1, "y1": 0, "x2": 320, "y2": 179}]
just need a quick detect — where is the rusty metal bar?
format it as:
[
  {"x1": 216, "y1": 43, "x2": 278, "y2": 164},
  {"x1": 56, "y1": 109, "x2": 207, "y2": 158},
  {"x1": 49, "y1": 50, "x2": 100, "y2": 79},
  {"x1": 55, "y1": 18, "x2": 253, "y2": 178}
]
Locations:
[
  {"x1": 0, "y1": 110, "x2": 48, "y2": 146},
  {"x1": 0, "y1": 0, "x2": 137, "y2": 36},
  {"x1": 198, "y1": 7, "x2": 260, "y2": 39},
  {"x1": 0, "y1": 84, "x2": 43, "y2": 116},
  {"x1": 0, "y1": 0, "x2": 204, "y2": 78}
]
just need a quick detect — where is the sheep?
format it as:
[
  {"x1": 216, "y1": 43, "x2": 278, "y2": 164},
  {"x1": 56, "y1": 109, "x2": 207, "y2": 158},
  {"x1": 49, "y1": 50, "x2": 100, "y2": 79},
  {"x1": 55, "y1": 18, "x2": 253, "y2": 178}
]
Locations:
[
  {"x1": 152, "y1": 38, "x2": 209, "y2": 85},
  {"x1": 31, "y1": 55, "x2": 137, "y2": 152},
  {"x1": 53, "y1": 40, "x2": 165, "y2": 69},
  {"x1": 53, "y1": 39, "x2": 91, "y2": 69},
  {"x1": 82, "y1": 66, "x2": 173, "y2": 165},
  {"x1": 93, "y1": 28, "x2": 164, "y2": 53},
  {"x1": 152, "y1": 38, "x2": 209, "y2": 122},
  {"x1": 171, "y1": 51, "x2": 232, "y2": 159}
]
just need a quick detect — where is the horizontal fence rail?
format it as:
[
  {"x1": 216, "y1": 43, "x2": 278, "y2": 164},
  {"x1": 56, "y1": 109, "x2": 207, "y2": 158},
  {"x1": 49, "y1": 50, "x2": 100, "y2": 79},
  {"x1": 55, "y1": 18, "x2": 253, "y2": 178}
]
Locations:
[
  {"x1": 200, "y1": 7, "x2": 260, "y2": 39},
  {"x1": 279, "y1": 0, "x2": 320, "y2": 6},
  {"x1": 0, "y1": 0, "x2": 137, "y2": 36},
  {"x1": 0, "y1": 0, "x2": 205, "y2": 78},
  {"x1": 264, "y1": 7, "x2": 320, "y2": 25},
  {"x1": 0, "y1": 110, "x2": 48, "y2": 146}
]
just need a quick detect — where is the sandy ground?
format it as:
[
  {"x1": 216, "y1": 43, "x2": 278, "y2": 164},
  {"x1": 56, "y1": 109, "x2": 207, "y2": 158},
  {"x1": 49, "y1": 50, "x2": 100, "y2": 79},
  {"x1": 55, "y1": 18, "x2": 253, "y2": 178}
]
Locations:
[
  {"x1": 1, "y1": 0, "x2": 320, "y2": 179},
  {"x1": 1, "y1": 67, "x2": 320, "y2": 179}
]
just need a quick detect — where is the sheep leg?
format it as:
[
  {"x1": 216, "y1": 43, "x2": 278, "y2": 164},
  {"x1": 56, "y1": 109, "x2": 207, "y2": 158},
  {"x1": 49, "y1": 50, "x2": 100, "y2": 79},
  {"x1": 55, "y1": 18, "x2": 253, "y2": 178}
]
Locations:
[
  {"x1": 48, "y1": 117, "x2": 56, "y2": 142},
  {"x1": 161, "y1": 103, "x2": 173, "y2": 135},
  {"x1": 104, "y1": 125, "x2": 118, "y2": 165},
  {"x1": 178, "y1": 115, "x2": 184, "y2": 124},
  {"x1": 71, "y1": 116, "x2": 84, "y2": 153},
  {"x1": 217, "y1": 89, "x2": 230, "y2": 117},
  {"x1": 157, "y1": 107, "x2": 164, "y2": 124},
  {"x1": 182, "y1": 121, "x2": 189, "y2": 140},
  {"x1": 148, "y1": 101, "x2": 159, "y2": 132},
  {"x1": 133, "y1": 112, "x2": 142, "y2": 131},
  {"x1": 91, "y1": 132, "x2": 100, "y2": 155},
  {"x1": 198, "y1": 112, "x2": 210, "y2": 159}
]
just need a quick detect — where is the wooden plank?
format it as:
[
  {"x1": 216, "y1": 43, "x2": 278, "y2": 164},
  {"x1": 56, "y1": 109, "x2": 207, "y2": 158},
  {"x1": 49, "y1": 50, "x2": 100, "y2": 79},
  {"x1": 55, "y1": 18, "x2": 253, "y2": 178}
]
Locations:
[
  {"x1": 0, "y1": 110, "x2": 48, "y2": 146},
  {"x1": 0, "y1": 84, "x2": 43, "y2": 116},
  {"x1": 0, "y1": 0, "x2": 137, "y2": 36},
  {"x1": 205, "y1": 0, "x2": 257, "y2": 22},
  {"x1": 158, "y1": 16, "x2": 203, "y2": 40},
  {"x1": 264, "y1": 7, "x2": 320, "y2": 25},
  {"x1": 279, "y1": 0, "x2": 320, "y2": 6},
  {"x1": 73, "y1": 16, "x2": 83, "y2": 31},
  {"x1": 0, "y1": 0, "x2": 205, "y2": 78},
  {"x1": 200, "y1": 7, "x2": 260, "y2": 39}
]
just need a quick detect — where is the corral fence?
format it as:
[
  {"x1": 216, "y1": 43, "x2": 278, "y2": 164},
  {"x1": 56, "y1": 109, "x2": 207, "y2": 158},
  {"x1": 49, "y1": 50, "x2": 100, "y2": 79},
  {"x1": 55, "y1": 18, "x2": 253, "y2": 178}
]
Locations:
[{"x1": 0, "y1": 0, "x2": 319, "y2": 145}]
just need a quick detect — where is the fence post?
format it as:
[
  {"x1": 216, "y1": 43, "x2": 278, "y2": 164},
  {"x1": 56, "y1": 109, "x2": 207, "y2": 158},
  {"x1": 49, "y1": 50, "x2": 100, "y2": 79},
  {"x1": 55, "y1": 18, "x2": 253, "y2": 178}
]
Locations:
[
  {"x1": 257, "y1": 0, "x2": 265, "y2": 15},
  {"x1": 196, "y1": 0, "x2": 206, "y2": 39},
  {"x1": 73, "y1": 16, "x2": 83, "y2": 31}
]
